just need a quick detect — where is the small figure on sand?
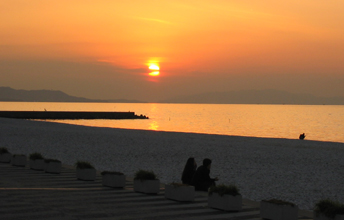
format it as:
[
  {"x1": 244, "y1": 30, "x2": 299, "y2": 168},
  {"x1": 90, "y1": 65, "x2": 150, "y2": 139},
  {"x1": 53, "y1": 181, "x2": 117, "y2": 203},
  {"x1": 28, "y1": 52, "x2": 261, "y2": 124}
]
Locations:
[
  {"x1": 191, "y1": 158, "x2": 219, "y2": 191},
  {"x1": 181, "y1": 157, "x2": 197, "y2": 185},
  {"x1": 299, "y1": 133, "x2": 306, "y2": 140}
]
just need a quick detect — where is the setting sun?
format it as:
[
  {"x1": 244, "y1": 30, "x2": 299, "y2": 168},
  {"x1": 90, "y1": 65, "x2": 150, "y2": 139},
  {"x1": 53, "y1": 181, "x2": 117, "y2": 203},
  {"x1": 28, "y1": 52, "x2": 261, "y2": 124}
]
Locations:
[
  {"x1": 149, "y1": 64, "x2": 160, "y2": 71},
  {"x1": 148, "y1": 63, "x2": 160, "y2": 77},
  {"x1": 149, "y1": 71, "x2": 160, "y2": 76}
]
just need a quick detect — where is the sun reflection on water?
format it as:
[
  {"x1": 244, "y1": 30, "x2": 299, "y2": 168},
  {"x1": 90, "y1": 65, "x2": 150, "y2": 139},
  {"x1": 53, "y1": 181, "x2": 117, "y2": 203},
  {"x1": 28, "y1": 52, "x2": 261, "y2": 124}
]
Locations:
[{"x1": 149, "y1": 120, "x2": 159, "y2": 130}]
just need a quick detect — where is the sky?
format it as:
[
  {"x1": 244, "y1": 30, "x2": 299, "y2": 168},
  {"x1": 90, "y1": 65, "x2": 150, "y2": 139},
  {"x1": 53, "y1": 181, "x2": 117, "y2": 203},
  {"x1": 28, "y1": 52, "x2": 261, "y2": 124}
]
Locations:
[{"x1": 1, "y1": 0, "x2": 344, "y2": 102}]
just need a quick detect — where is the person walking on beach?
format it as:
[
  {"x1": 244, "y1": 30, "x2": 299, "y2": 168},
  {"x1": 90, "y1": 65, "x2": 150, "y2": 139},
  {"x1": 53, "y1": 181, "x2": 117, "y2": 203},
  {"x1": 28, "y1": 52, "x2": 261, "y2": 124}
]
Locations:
[
  {"x1": 181, "y1": 157, "x2": 197, "y2": 185},
  {"x1": 191, "y1": 158, "x2": 218, "y2": 191},
  {"x1": 299, "y1": 133, "x2": 306, "y2": 140}
]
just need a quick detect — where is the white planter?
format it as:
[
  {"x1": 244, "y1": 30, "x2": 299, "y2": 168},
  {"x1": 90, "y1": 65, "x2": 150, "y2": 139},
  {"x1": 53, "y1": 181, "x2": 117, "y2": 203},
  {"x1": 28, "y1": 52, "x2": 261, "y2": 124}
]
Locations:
[
  {"x1": 134, "y1": 179, "x2": 160, "y2": 194},
  {"x1": 314, "y1": 214, "x2": 344, "y2": 220},
  {"x1": 76, "y1": 168, "x2": 96, "y2": 181},
  {"x1": 165, "y1": 184, "x2": 195, "y2": 202},
  {"x1": 29, "y1": 159, "x2": 45, "y2": 170},
  {"x1": 45, "y1": 161, "x2": 62, "y2": 174},
  {"x1": 260, "y1": 200, "x2": 298, "y2": 220},
  {"x1": 11, "y1": 155, "x2": 27, "y2": 167},
  {"x1": 208, "y1": 192, "x2": 242, "y2": 211},
  {"x1": 0, "y1": 153, "x2": 12, "y2": 163},
  {"x1": 102, "y1": 174, "x2": 126, "y2": 188}
]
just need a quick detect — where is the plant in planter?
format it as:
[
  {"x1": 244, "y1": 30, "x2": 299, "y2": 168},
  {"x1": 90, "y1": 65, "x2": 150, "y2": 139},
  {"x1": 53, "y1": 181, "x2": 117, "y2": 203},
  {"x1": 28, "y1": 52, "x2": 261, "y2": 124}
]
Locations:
[
  {"x1": 165, "y1": 182, "x2": 195, "y2": 202},
  {"x1": 44, "y1": 159, "x2": 62, "y2": 174},
  {"x1": 29, "y1": 152, "x2": 45, "y2": 170},
  {"x1": 0, "y1": 147, "x2": 12, "y2": 163},
  {"x1": 133, "y1": 169, "x2": 160, "y2": 194},
  {"x1": 101, "y1": 171, "x2": 126, "y2": 188},
  {"x1": 11, "y1": 154, "x2": 27, "y2": 167},
  {"x1": 260, "y1": 199, "x2": 298, "y2": 220},
  {"x1": 75, "y1": 161, "x2": 96, "y2": 181},
  {"x1": 208, "y1": 184, "x2": 242, "y2": 211},
  {"x1": 314, "y1": 199, "x2": 344, "y2": 220}
]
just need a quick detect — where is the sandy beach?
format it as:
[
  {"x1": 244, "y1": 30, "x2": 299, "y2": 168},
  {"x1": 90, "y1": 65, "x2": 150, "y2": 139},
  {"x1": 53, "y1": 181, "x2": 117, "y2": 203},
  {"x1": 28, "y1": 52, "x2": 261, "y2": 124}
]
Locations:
[{"x1": 1, "y1": 117, "x2": 343, "y2": 210}]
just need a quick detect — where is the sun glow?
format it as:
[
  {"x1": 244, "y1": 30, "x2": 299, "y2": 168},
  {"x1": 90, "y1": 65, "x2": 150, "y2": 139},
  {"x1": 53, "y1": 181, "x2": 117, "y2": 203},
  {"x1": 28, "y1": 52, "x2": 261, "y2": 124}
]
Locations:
[
  {"x1": 149, "y1": 71, "x2": 160, "y2": 76},
  {"x1": 148, "y1": 62, "x2": 160, "y2": 77},
  {"x1": 149, "y1": 64, "x2": 160, "y2": 70}
]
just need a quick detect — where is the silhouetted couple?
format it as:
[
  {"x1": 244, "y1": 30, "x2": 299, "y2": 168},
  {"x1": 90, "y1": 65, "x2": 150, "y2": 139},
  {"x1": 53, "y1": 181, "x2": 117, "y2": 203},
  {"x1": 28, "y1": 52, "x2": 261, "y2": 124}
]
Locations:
[{"x1": 181, "y1": 157, "x2": 219, "y2": 191}]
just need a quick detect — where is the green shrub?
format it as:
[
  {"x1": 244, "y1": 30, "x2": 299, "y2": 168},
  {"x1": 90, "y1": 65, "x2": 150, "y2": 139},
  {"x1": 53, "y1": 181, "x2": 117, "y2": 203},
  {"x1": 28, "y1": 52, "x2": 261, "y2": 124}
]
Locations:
[
  {"x1": 75, "y1": 161, "x2": 94, "y2": 169},
  {"x1": 134, "y1": 170, "x2": 157, "y2": 180},
  {"x1": 44, "y1": 158, "x2": 61, "y2": 163},
  {"x1": 262, "y1": 199, "x2": 296, "y2": 207},
  {"x1": 101, "y1": 171, "x2": 124, "y2": 175},
  {"x1": 315, "y1": 199, "x2": 344, "y2": 218},
  {"x1": 29, "y1": 152, "x2": 44, "y2": 160},
  {"x1": 209, "y1": 184, "x2": 240, "y2": 196},
  {"x1": 0, "y1": 147, "x2": 9, "y2": 154}
]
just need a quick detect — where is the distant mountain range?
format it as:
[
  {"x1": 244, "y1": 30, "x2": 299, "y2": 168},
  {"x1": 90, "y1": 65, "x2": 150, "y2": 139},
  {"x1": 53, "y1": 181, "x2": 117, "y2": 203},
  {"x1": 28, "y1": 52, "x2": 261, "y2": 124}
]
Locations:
[
  {"x1": 160, "y1": 89, "x2": 344, "y2": 105},
  {"x1": 1, "y1": 87, "x2": 343, "y2": 105},
  {"x1": 0, "y1": 87, "x2": 144, "y2": 103}
]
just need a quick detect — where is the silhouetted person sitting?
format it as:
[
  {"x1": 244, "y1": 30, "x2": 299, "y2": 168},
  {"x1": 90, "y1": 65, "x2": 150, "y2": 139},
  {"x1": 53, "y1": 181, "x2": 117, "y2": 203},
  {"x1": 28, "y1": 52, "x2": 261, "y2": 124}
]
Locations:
[
  {"x1": 181, "y1": 157, "x2": 197, "y2": 185},
  {"x1": 191, "y1": 158, "x2": 218, "y2": 191},
  {"x1": 299, "y1": 133, "x2": 306, "y2": 140}
]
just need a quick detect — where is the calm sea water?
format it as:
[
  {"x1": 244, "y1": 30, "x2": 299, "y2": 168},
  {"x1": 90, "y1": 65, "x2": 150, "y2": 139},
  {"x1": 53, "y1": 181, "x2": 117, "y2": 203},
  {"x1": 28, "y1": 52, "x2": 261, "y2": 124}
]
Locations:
[{"x1": 1, "y1": 102, "x2": 344, "y2": 143}]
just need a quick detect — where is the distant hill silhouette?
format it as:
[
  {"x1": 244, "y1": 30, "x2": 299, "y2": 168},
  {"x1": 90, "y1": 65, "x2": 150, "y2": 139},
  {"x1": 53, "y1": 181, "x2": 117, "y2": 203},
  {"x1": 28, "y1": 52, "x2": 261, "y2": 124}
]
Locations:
[
  {"x1": 0, "y1": 87, "x2": 144, "y2": 103},
  {"x1": 1, "y1": 87, "x2": 343, "y2": 104},
  {"x1": 160, "y1": 89, "x2": 344, "y2": 105}
]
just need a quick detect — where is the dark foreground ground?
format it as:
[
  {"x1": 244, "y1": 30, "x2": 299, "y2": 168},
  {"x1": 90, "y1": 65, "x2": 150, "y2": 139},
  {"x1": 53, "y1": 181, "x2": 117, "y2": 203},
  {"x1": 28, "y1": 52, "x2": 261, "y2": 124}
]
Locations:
[{"x1": 0, "y1": 163, "x2": 313, "y2": 220}]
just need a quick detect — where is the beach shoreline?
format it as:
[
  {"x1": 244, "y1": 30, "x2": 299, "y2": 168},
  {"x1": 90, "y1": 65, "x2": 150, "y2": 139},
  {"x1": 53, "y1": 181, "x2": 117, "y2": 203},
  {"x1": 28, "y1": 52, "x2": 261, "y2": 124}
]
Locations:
[{"x1": 1, "y1": 117, "x2": 343, "y2": 210}]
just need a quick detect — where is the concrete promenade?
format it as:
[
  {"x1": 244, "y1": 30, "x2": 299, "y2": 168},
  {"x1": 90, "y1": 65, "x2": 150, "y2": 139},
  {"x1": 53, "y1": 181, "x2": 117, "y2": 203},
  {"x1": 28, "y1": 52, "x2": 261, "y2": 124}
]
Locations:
[{"x1": 0, "y1": 163, "x2": 313, "y2": 220}]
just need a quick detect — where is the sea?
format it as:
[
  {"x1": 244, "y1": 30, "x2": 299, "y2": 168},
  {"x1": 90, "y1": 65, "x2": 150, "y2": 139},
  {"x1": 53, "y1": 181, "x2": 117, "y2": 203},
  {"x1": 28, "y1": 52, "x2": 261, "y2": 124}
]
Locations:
[{"x1": 1, "y1": 102, "x2": 343, "y2": 143}]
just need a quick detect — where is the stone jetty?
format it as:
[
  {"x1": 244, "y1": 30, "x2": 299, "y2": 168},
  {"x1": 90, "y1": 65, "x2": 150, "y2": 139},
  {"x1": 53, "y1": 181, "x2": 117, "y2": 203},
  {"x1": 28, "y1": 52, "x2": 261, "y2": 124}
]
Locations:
[{"x1": 0, "y1": 111, "x2": 148, "y2": 120}]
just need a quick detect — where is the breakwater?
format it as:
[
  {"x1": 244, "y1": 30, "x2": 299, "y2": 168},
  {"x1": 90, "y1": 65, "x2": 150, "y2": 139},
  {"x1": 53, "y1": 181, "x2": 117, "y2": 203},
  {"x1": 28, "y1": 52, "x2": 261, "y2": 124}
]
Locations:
[{"x1": 0, "y1": 111, "x2": 149, "y2": 119}]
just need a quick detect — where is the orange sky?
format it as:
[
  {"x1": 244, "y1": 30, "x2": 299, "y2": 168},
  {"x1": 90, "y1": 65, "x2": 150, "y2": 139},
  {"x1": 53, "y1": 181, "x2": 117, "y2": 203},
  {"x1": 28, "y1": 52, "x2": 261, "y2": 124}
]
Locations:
[{"x1": 1, "y1": 0, "x2": 344, "y2": 101}]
